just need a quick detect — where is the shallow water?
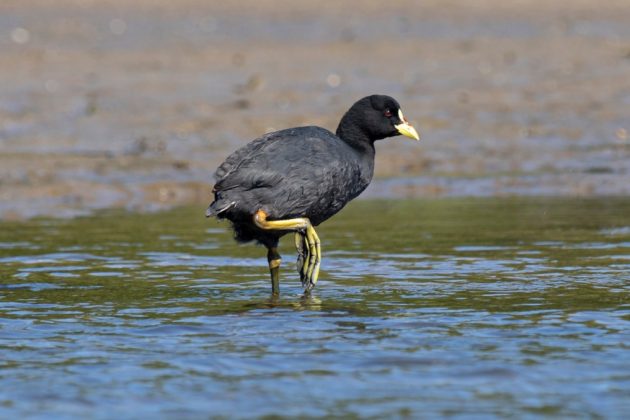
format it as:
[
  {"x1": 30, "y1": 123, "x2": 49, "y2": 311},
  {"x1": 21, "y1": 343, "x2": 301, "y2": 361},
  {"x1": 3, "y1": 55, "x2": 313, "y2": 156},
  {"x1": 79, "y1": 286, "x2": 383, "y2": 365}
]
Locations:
[{"x1": 1, "y1": 198, "x2": 629, "y2": 418}]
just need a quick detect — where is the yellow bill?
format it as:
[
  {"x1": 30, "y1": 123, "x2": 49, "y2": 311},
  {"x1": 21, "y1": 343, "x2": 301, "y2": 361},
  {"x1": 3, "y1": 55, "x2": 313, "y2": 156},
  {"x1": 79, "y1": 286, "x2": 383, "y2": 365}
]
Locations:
[{"x1": 394, "y1": 109, "x2": 420, "y2": 140}]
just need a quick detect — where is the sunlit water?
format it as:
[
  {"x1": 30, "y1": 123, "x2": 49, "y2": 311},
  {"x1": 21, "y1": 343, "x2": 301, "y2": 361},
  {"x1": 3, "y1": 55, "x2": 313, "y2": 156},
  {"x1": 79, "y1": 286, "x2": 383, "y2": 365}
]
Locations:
[{"x1": 1, "y1": 198, "x2": 629, "y2": 418}]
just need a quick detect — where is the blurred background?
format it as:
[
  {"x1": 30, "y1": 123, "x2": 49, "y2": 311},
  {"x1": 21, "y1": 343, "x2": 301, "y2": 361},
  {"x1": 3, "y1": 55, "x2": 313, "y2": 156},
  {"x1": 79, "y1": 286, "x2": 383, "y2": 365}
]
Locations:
[{"x1": 1, "y1": 0, "x2": 629, "y2": 219}]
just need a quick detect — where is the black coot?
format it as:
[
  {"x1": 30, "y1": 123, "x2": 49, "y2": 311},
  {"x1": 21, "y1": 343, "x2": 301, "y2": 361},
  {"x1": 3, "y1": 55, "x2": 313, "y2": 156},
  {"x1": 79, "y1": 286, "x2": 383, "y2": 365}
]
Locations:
[{"x1": 206, "y1": 94, "x2": 420, "y2": 294}]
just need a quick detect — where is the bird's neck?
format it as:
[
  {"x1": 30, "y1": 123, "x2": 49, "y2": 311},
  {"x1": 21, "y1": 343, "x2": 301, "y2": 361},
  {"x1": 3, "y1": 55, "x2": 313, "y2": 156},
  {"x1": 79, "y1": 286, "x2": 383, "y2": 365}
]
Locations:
[
  {"x1": 336, "y1": 122, "x2": 375, "y2": 185},
  {"x1": 336, "y1": 121, "x2": 375, "y2": 155}
]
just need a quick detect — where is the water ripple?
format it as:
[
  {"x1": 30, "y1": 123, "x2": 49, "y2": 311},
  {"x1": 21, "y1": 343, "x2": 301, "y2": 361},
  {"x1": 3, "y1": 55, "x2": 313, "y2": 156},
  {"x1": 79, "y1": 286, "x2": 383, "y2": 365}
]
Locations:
[{"x1": 0, "y1": 199, "x2": 629, "y2": 418}]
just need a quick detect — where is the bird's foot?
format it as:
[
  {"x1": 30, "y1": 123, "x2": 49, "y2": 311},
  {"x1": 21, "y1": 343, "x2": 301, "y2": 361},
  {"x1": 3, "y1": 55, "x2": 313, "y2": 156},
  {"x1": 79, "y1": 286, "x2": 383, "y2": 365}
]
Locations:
[
  {"x1": 299, "y1": 225, "x2": 321, "y2": 292},
  {"x1": 294, "y1": 232, "x2": 308, "y2": 281},
  {"x1": 254, "y1": 210, "x2": 320, "y2": 292}
]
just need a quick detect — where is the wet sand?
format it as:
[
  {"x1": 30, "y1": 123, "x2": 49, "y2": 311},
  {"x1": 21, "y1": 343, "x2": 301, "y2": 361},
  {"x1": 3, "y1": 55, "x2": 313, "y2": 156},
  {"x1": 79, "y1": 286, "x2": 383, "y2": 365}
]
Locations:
[{"x1": 1, "y1": 0, "x2": 629, "y2": 218}]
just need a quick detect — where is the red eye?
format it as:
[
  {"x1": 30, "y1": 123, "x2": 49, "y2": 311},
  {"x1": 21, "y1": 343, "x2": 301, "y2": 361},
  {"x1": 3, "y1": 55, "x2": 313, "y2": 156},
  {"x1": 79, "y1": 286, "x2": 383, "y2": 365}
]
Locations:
[{"x1": 384, "y1": 109, "x2": 392, "y2": 117}]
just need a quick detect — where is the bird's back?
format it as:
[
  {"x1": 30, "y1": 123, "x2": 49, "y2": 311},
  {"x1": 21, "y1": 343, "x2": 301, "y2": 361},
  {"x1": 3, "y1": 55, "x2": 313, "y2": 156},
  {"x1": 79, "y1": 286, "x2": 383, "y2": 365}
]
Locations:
[{"x1": 208, "y1": 126, "x2": 373, "y2": 229}]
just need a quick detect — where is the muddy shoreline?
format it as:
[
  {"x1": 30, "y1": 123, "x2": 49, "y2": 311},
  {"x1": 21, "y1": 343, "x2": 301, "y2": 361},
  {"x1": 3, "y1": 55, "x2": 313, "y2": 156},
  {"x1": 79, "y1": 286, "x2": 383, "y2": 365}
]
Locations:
[{"x1": 1, "y1": 0, "x2": 629, "y2": 219}]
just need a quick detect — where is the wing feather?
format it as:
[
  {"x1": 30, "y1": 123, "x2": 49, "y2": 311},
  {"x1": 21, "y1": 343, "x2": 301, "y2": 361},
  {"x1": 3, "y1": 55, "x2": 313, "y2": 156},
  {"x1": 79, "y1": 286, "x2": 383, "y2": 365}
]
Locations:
[{"x1": 209, "y1": 126, "x2": 366, "y2": 223}]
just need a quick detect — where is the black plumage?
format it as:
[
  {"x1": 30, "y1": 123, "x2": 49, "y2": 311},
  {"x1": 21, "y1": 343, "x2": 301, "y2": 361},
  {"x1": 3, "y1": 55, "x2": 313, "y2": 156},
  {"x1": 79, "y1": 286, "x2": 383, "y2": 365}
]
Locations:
[{"x1": 206, "y1": 94, "x2": 419, "y2": 293}]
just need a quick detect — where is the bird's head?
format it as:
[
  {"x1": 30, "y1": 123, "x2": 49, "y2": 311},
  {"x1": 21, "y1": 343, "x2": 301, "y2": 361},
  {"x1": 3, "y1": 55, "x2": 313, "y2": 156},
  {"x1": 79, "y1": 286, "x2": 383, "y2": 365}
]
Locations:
[{"x1": 337, "y1": 94, "x2": 420, "y2": 144}]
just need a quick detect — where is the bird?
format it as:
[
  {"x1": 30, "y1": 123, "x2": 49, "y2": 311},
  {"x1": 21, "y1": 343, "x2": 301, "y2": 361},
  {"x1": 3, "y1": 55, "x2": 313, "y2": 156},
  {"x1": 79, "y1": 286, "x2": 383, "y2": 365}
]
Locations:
[{"x1": 206, "y1": 94, "x2": 420, "y2": 294}]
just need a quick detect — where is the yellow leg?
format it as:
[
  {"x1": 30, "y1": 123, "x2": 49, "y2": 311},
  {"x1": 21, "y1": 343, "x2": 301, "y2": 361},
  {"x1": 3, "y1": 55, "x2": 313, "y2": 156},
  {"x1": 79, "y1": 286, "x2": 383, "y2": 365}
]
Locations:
[
  {"x1": 304, "y1": 224, "x2": 320, "y2": 291},
  {"x1": 267, "y1": 247, "x2": 281, "y2": 295},
  {"x1": 294, "y1": 232, "x2": 307, "y2": 279},
  {"x1": 254, "y1": 210, "x2": 321, "y2": 292},
  {"x1": 254, "y1": 210, "x2": 309, "y2": 230}
]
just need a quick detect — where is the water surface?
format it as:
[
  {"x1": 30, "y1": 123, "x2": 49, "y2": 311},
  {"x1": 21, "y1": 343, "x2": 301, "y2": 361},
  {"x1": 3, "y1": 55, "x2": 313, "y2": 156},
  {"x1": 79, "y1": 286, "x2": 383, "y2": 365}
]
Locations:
[{"x1": 1, "y1": 198, "x2": 629, "y2": 418}]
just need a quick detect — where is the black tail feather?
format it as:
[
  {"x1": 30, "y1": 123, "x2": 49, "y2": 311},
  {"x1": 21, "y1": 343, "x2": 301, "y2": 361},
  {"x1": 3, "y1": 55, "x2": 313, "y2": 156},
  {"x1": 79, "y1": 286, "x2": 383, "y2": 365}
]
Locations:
[{"x1": 205, "y1": 200, "x2": 235, "y2": 218}]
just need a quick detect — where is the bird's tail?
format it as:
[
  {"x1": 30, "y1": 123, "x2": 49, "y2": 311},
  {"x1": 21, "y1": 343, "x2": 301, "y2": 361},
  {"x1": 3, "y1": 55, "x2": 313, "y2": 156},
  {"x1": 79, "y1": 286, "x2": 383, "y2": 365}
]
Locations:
[{"x1": 205, "y1": 200, "x2": 236, "y2": 218}]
